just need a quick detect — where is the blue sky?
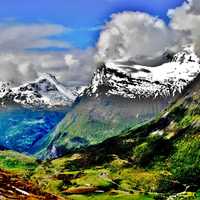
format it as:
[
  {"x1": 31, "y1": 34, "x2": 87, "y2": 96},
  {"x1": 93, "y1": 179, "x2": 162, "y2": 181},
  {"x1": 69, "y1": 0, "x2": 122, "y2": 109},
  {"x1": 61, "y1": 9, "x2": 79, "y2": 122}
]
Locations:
[{"x1": 0, "y1": 0, "x2": 185, "y2": 49}]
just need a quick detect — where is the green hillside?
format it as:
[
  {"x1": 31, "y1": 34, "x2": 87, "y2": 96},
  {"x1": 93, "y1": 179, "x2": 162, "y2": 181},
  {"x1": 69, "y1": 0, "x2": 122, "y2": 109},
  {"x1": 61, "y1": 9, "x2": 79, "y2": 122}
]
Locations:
[
  {"x1": 2, "y1": 76, "x2": 200, "y2": 199},
  {"x1": 40, "y1": 95, "x2": 166, "y2": 159}
]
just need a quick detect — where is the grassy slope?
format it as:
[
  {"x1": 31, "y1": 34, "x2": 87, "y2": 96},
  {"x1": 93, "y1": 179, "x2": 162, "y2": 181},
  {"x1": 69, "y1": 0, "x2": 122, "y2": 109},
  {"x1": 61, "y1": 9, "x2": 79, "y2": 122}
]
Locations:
[
  {"x1": 0, "y1": 151, "x2": 63, "y2": 199},
  {"x1": 2, "y1": 77, "x2": 200, "y2": 199},
  {"x1": 28, "y1": 75, "x2": 200, "y2": 199},
  {"x1": 40, "y1": 95, "x2": 163, "y2": 159},
  {"x1": 0, "y1": 150, "x2": 38, "y2": 177}
]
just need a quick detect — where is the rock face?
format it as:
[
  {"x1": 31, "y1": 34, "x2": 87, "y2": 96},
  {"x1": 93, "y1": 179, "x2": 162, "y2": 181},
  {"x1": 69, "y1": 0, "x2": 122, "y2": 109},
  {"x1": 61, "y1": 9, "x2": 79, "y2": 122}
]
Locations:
[
  {"x1": 77, "y1": 69, "x2": 200, "y2": 186},
  {"x1": 0, "y1": 73, "x2": 86, "y2": 108},
  {"x1": 40, "y1": 45, "x2": 200, "y2": 159}
]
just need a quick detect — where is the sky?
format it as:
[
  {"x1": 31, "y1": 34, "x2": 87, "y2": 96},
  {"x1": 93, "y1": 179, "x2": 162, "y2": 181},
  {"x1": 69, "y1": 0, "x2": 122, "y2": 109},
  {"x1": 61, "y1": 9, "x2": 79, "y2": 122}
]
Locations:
[
  {"x1": 0, "y1": 0, "x2": 185, "y2": 49},
  {"x1": 2, "y1": 0, "x2": 200, "y2": 86}
]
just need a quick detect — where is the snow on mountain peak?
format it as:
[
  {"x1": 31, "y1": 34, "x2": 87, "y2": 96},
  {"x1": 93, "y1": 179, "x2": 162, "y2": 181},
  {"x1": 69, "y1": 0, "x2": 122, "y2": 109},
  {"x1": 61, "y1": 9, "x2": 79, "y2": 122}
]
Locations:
[
  {"x1": 0, "y1": 73, "x2": 85, "y2": 108},
  {"x1": 172, "y1": 44, "x2": 199, "y2": 64},
  {"x1": 86, "y1": 45, "x2": 200, "y2": 99}
]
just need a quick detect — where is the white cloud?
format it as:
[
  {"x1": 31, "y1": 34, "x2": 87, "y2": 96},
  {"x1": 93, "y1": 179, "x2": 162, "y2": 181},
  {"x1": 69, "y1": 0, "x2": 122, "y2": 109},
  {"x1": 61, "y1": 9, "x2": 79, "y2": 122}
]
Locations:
[
  {"x1": 0, "y1": 62, "x2": 24, "y2": 84},
  {"x1": 62, "y1": 48, "x2": 96, "y2": 86},
  {"x1": 65, "y1": 54, "x2": 80, "y2": 66},
  {"x1": 96, "y1": 12, "x2": 182, "y2": 63},
  {"x1": 96, "y1": 0, "x2": 200, "y2": 64},
  {"x1": 168, "y1": 0, "x2": 200, "y2": 44},
  {"x1": 189, "y1": 0, "x2": 200, "y2": 14},
  {"x1": 0, "y1": 22, "x2": 97, "y2": 86},
  {"x1": 0, "y1": 49, "x2": 96, "y2": 86},
  {"x1": 1, "y1": 0, "x2": 200, "y2": 87},
  {"x1": 0, "y1": 23, "x2": 71, "y2": 52},
  {"x1": 0, "y1": 52, "x2": 67, "y2": 85}
]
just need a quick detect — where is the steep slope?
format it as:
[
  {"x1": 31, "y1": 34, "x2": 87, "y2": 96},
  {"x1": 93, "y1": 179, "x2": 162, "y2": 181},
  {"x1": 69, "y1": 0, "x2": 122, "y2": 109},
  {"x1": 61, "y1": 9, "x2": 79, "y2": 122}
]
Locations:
[
  {"x1": 42, "y1": 95, "x2": 169, "y2": 159},
  {"x1": 0, "y1": 73, "x2": 85, "y2": 108},
  {"x1": 30, "y1": 72, "x2": 200, "y2": 200},
  {"x1": 2, "y1": 65, "x2": 200, "y2": 199},
  {"x1": 0, "y1": 74, "x2": 86, "y2": 155},
  {"x1": 41, "y1": 45, "x2": 200, "y2": 159},
  {"x1": 69, "y1": 73, "x2": 200, "y2": 167}
]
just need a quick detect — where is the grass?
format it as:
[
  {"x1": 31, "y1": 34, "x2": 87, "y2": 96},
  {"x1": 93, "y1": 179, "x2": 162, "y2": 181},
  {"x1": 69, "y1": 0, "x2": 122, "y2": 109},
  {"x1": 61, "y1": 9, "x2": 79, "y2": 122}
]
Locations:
[
  {"x1": 0, "y1": 150, "x2": 38, "y2": 177},
  {"x1": 68, "y1": 193, "x2": 156, "y2": 200},
  {"x1": 170, "y1": 135, "x2": 200, "y2": 184},
  {"x1": 51, "y1": 112, "x2": 133, "y2": 149},
  {"x1": 2, "y1": 91, "x2": 200, "y2": 199}
]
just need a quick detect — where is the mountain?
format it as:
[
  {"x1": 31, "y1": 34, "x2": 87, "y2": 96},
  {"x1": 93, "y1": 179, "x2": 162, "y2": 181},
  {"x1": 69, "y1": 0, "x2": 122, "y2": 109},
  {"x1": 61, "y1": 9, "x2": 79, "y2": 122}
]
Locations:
[
  {"x1": 55, "y1": 70, "x2": 200, "y2": 199},
  {"x1": 40, "y1": 45, "x2": 200, "y2": 159},
  {"x1": 0, "y1": 74, "x2": 86, "y2": 155},
  {"x1": 0, "y1": 45, "x2": 200, "y2": 199},
  {"x1": 86, "y1": 45, "x2": 200, "y2": 99},
  {"x1": 0, "y1": 107, "x2": 66, "y2": 154},
  {"x1": 7, "y1": 68, "x2": 200, "y2": 200},
  {"x1": 33, "y1": 70, "x2": 200, "y2": 199},
  {"x1": 0, "y1": 73, "x2": 85, "y2": 108}
]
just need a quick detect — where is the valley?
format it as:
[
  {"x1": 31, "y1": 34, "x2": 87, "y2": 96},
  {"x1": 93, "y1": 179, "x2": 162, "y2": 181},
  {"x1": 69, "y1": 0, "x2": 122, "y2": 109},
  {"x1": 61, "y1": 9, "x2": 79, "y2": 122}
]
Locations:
[
  {"x1": 1, "y1": 0, "x2": 200, "y2": 199},
  {"x1": 0, "y1": 46, "x2": 200, "y2": 199},
  {"x1": 0, "y1": 106, "x2": 66, "y2": 154},
  {"x1": 1, "y1": 71, "x2": 200, "y2": 199}
]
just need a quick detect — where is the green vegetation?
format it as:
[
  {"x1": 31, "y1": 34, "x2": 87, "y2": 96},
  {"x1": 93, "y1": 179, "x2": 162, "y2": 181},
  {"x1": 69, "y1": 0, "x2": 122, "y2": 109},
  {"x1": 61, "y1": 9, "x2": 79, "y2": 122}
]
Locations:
[
  {"x1": 170, "y1": 135, "x2": 200, "y2": 184},
  {"x1": 68, "y1": 193, "x2": 155, "y2": 200},
  {"x1": 2, "y1": 80, "x2": 200, "y2": 199},
  {"x1": 40, "y1": 95, "x2": 155, "y2": 159},
  {"x1": 15, "y1": 94, "x2": 200, "y2": 199},
  {"x1": 0, "y1": 150, "x2": 38, "y2": 177}
]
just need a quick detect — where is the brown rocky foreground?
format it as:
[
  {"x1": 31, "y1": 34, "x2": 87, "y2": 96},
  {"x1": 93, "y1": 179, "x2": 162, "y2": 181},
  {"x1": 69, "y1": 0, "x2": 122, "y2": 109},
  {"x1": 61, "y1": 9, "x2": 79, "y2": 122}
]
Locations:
[{"x1": 0, "y1": 169, "x2": 63, "y2": 200}]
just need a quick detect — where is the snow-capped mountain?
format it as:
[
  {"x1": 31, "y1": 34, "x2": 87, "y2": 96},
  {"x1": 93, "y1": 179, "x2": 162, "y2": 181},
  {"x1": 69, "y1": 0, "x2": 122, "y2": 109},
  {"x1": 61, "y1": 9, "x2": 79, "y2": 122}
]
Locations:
[
  {"x1": 86, "y1": 45, "x2": 200, "y2": 99},
  {"x1": 0, "y1": 74, "x2": 86, "y2": 108}
]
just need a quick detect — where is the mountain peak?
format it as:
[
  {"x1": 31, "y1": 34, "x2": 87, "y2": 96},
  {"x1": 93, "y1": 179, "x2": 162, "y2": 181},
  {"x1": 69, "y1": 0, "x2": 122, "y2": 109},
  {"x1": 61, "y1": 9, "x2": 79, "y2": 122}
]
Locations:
[
  {"x1": 172, "y1": 44, "x2": 199, "y2": 64},
  {"x1": 85, "y1": 45, "x2": 200, "y2": 99},
  {"x1": 0, "y1": 74, "x2": 85, "y2": 108},
  {"x1": 37, "y1": 73, "x2": 57, "y2": 82}
]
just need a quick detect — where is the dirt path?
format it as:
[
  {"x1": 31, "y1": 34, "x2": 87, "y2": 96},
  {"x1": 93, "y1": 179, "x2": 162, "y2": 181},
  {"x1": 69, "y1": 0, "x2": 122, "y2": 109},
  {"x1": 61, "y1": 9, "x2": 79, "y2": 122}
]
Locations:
[{"x1": 0, "y1": 170, "x2": 62, "y2": 200}]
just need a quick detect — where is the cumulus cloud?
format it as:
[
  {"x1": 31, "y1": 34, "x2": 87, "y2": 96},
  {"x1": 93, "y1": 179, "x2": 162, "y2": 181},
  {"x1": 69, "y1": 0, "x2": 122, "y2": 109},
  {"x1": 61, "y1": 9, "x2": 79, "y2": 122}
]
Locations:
[
  {"x1": 65, "y1": 54, "x2": 80, "y2": 66},
  {"x1": 0, "y1": 22, "x2": 97, "y2": 86},
  {"x1": 96, "y1": 12, "x2": 182, "y2": 63},
  {"x1": 0, "y1": 49, "x2": 96, "y2": 86},
  {"x1": 1, "y1": 0, "x2": 200, "y2": 86},
  {"x1": 96, "y1": 0, "x2": 200, "y2": 64},
  {"x1": 168, "y1": 0, "x2": 200, "y2": 51},
  {"x1": 0, "y1": 62, "x2": 24, "y2": 84},
  {"x1": 0, "y1": 52, "x2": 67, "y2": 85},
  {"x1": 62, "y1": 48, "x2": 96, "y2": 86},
  {"x1": 188, "y1": 0, "x2": 200, "y2": 14},
  {"x1": 0, "y1": 23, "x2": 76, "y2": 85}
]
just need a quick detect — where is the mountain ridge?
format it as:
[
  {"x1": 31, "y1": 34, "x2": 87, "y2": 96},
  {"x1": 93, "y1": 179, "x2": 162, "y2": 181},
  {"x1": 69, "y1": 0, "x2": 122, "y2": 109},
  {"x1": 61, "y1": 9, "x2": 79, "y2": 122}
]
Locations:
[
  {"x1": 9, "y1": 65, "x2": 200, "y2": 200},
  {"x1": 0, "y1": 73, "x2": 86, "y2": 108},
  {"x1": 40, "y1": 45, "x2": 200, "y2": 159},
  {"x1": 86, "y1": 45, "x2": 200, "y2": 99}
]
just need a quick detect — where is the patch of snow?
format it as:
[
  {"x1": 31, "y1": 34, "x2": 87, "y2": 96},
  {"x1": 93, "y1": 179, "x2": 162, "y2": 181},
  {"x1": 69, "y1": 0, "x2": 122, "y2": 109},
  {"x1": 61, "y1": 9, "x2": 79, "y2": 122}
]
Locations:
[{"x1": 150, "y1": 130, "x2": 164, "y2": 137}]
